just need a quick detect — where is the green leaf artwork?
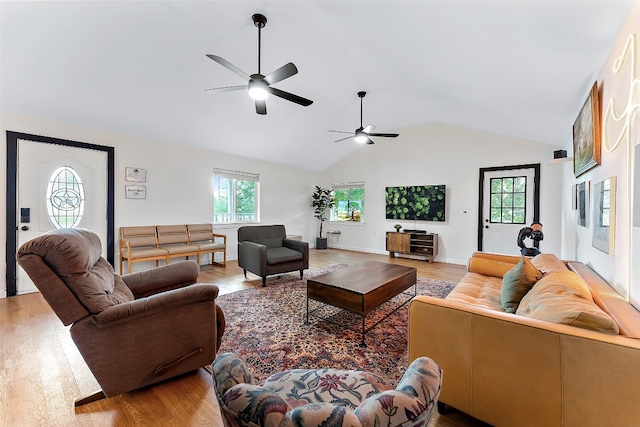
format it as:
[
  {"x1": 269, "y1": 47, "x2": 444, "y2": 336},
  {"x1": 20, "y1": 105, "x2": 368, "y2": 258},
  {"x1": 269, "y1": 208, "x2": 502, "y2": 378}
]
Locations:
[{"x1": 385, "y1": 185, "x2": 446, "y2": 221}]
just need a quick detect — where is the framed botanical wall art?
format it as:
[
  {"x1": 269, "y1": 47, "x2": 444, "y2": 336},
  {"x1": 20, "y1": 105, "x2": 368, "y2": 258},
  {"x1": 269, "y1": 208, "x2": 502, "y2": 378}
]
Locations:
[
  {"x1": 577, "y1": 180, "x2": 589, "y2": 227},
  {"x1": 592, "y1": 176, "x2": 616, "y2": 254},
  {"x1": 573, "y1": 82, "x2": 601, "y2": 177}
]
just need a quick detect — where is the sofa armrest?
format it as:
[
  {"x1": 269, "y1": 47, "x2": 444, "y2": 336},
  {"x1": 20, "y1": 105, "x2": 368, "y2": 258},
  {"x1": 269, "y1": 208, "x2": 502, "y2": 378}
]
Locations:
[
  {"x1": 92, "y1": 283, "x2": 219, "y2": 326},
  {"x1": 122, "y1": 260, "x2": 199, "y2": 298}
]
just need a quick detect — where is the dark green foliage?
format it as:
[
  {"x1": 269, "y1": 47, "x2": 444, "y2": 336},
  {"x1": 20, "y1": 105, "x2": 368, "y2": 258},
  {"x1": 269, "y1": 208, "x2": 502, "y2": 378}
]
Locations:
[{"x1": 385, "y1": 185, "x2": 446, "y2": 221}]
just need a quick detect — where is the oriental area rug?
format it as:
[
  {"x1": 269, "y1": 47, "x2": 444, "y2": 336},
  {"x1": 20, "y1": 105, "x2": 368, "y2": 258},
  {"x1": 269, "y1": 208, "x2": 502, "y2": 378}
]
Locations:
[{"x1": 215, "y1": 264, "x2": 455, "y2": 384}]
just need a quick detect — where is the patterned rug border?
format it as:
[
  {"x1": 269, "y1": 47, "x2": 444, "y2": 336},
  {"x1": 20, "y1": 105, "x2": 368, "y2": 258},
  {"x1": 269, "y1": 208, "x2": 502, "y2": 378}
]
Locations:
[{"x1": 214, "y1": 264, "x2": 455, "y2": 383}]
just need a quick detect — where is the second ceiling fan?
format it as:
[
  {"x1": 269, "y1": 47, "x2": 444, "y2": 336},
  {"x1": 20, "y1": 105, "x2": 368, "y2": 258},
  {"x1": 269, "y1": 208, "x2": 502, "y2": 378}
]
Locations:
[
  {"x1": 205, "y1": 13, "x2": 313, "y2": 115},
  {"x1": 330, "y1": 91, "x2": 399, "y2": 145}
]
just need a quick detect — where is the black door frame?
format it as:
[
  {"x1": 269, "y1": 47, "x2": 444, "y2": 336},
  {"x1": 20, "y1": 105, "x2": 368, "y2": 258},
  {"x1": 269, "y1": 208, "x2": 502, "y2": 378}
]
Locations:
[
  {"x1": 6, "y1": 131, "x2": 115, "y2": 297},
  {"x1": 477, "y1": 163, "x2": 541, "y2": 251}
]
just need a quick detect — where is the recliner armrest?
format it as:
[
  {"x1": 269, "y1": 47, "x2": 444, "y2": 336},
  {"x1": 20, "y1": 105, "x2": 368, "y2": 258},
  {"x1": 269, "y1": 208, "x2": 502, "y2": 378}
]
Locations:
[
  {"x1": 92, "y1": 283, "x2": 220, "y2": 326},
  {"x1": 122, "y1": 260, "x2": 199, "y2": 298}
]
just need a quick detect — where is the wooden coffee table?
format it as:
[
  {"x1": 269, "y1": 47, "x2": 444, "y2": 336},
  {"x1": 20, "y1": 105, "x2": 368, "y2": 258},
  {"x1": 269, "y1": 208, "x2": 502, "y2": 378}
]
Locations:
[{"x1": 305, "y1": 261, "x2": 417, "y2": 346}]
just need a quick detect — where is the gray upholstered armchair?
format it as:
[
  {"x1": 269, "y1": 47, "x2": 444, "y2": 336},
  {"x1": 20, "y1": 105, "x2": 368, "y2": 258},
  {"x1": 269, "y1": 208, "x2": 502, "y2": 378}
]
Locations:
[
  {"x1": 237, "y1": 225, "x2": 309, "y2": 286},
  {"x1": 16, "y1": 228, "x2": 226, "y2": 406}
]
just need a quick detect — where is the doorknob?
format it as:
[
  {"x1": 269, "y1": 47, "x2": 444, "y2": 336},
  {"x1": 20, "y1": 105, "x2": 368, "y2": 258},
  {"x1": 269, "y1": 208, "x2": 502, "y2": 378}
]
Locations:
[{"x1": 21, "y1": 226, "x2": 29, "y2": 231}]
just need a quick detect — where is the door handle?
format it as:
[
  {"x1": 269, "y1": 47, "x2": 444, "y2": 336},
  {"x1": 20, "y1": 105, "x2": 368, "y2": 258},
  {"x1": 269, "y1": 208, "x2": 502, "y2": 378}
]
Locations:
[{"x1": 21, "y1": 226, "x2": 29, "y2": 231}]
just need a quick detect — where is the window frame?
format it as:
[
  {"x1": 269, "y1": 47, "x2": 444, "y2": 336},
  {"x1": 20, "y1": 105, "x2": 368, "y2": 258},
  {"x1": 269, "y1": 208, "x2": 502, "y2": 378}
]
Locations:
[
  {"x1": 213, "y1": 168, "x2": 260, "y2": 224},
  {"x1": 46, "y1": 165, "x2": 85, "y2": 229},
  {"x1": 330, "y1": 182, "x2": 365, "y2": 223},
  {"x1": 489, "y1": 176, "x2": 527, "y2": 224}
]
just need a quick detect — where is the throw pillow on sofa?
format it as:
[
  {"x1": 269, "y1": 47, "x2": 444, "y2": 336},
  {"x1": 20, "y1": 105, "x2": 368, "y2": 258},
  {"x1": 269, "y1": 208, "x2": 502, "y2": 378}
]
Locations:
[
  {"x1": 516, "y1": 270, "x2": 619, "y2": 334},
  {"x1": 501, "y1": 256, "x2": 542, "y2": 313}
]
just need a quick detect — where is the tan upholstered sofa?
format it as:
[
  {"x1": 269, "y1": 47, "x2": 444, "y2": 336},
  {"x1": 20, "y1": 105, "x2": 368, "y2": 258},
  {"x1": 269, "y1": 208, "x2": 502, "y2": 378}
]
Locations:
[{"x1": 408, "y1": 252, "x2": 640, "y2": 427}]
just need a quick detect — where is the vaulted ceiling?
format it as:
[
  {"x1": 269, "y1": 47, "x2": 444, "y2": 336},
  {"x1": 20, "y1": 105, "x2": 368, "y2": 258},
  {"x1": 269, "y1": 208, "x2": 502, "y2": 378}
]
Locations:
[{"x1": 1, "y1": 1, "x2": 634, "y2": 171}]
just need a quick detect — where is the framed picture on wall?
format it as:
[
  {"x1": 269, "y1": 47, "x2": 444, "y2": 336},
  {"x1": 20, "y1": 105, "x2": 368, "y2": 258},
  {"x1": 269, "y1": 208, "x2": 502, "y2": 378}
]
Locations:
[
  {"x1": 577, "y1": 180, "x2": 589, "y2": 227},
  {"x1": 592, "y1": 177, "x2": 616, "y2": 254},
  {"x1": 573, "y1": 82, "x2": 601, "y2": 177},
  {"x1": 125, "y1": 167, "x2": 147, "y2": 182}
]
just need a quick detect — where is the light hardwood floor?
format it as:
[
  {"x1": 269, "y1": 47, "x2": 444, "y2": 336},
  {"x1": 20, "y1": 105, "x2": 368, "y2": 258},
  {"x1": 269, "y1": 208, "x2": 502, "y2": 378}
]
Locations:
[{"x1": 1, "y1": 248, "x2": 489, "y2": 427}]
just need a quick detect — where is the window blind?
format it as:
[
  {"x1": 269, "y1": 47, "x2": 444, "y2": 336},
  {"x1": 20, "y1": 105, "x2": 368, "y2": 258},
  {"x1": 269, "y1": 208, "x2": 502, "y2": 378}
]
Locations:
[{"x1": 214, "y1": 168, "x2": 259, "y2": 182}]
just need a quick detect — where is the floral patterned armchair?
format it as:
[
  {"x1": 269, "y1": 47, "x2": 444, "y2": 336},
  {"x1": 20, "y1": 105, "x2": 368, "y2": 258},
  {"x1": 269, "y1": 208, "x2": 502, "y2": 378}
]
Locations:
[{"x1": 211, "y1": 353, "x2": 442, "y2": 427}]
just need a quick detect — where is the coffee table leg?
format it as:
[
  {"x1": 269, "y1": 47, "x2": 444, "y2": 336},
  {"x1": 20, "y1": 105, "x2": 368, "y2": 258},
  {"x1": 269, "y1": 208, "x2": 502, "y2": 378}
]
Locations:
[
  {"x1": 359, "y1": 316, "x2": 367, "y2": 347},
  {"x1": 305, "y1": 294, "x2": 310, "y2": 325}
]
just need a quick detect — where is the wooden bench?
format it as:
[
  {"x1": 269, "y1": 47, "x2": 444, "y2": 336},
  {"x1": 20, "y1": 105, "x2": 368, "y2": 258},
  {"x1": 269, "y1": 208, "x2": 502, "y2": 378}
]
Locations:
[{"x1": 119, "y1": 224, "x2": 227, "y2": 273}]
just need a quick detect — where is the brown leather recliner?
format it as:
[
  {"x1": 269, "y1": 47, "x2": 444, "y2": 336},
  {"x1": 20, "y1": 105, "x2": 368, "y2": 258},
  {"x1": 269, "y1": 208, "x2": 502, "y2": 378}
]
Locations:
[{"x1": 16, "y1": 228, "x2": 226, "y2": 406}]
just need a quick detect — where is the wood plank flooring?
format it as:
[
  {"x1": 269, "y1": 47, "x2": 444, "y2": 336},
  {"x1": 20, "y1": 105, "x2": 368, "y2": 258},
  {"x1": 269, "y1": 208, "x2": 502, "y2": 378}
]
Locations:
[{"x1": 1, "y1": 248, "x2": 489, "y2": 427}]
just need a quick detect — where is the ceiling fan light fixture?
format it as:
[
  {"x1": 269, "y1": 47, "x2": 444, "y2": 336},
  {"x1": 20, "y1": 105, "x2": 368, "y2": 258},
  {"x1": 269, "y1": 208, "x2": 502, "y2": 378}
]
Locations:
[
  {"x1": 248, "y1": 79, "x2": 269, "y2": 100},
  {"x1": 354, "y1": 131, "x2": 368, "y2": 143}
]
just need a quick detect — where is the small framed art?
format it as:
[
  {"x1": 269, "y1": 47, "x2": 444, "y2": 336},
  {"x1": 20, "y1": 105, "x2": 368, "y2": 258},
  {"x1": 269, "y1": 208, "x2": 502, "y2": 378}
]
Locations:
[
  {"x1": 125, "y1": 185, "x2": 146, "y2": 199},
  {"x1": 577, "y1": 180, "x2": 589, "y2": 227},
  {"x1": 573, "y1": 82, "x2": 601, "y2": 177},
  {"x1": 125, "y1": 167, "x2": 147, "y2": 182}
]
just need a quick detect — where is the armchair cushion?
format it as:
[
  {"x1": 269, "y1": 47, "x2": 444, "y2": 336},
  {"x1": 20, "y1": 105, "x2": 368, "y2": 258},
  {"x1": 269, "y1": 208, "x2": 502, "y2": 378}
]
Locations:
[
  {"x1": 266, "y1": 247, "x2": 304, "y2": 266},
  {"x1": 212, "y1": 353, "x2": 442, "y2": 427}
]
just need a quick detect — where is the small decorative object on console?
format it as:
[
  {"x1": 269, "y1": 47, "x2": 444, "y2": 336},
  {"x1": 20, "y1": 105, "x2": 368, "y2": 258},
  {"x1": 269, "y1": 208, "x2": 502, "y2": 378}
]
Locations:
[{"x1": 394, "y1": 224, "x2": 402, "y2": 232}]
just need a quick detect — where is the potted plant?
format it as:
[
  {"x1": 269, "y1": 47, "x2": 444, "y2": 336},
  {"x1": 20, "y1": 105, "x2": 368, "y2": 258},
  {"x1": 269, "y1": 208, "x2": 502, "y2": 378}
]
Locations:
[{"x1": 311, "y1": 185, "x2": 334, "y2": 249}]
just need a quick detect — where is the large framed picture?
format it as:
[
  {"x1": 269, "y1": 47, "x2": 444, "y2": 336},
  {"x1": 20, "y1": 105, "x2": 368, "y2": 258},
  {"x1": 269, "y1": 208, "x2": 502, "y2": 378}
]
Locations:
[{"x1": 573, "y1": 82, "x2": 601, "y2": 177}]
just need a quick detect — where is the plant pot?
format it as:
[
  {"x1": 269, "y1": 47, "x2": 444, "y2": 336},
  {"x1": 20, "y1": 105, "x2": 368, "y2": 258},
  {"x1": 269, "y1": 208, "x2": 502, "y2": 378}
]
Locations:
[{"x1": 316, "y1": 237, "x2": 328, "y2": 249}]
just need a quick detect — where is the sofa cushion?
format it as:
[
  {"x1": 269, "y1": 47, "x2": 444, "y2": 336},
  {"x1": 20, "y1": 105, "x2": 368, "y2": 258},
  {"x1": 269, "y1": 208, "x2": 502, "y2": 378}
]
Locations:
[
  {"x1": 468, "y1": 256, "x2": 518, "y2": 278},
  {"x1": 531, "y1": 253, "x2": 568, "y2": 274},
  {"x1": 501, "y1": 257, "x2": 542, "y2": 313},
  {"x1": 446, "y1": 272, "x2": 504, "y2": 311},
  {"x1": 516, "y1": 271, "x2": 620, "y2": 334}
]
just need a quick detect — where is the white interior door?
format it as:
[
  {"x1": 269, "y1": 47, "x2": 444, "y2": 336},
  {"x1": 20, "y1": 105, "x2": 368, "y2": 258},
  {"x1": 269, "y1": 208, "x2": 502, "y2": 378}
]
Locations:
[
  {"x1": 17, "y1": 139, "x2": 108, "y2": 295},
  {"x1": 482, "y1": 168, "x2": 536, "y2": 255}
]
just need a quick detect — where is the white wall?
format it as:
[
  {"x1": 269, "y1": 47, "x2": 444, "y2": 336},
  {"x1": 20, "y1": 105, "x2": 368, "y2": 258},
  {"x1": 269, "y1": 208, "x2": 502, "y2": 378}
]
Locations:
[
  {"x1": 559, "y1": 2, "x2": 639, "y2": 303},
  {"x1": 0, "y1": 111, "x2": 320, "y2": 297},
  {"x1": 320, "y1": 122, "x2": 563, "y2": 265}
]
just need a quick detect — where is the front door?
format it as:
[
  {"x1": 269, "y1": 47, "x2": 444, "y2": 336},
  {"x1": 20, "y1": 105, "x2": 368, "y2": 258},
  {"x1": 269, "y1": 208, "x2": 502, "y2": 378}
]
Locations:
[
  {"x1": 6, "y1": 131, "x2": 115, "y2": 297},
  {"x1": 479, "y1": 164, "x2": 540, "y2": 255},
  {"x1": 16, "y1": 140, "x2": 108, "y2": 294}
]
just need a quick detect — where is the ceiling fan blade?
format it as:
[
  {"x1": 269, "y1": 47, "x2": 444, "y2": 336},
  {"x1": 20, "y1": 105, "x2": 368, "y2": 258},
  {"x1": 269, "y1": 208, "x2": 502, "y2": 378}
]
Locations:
[
  {"x1": 255, "y1": 99, "x2": 267, "y2": 115},
  {"x1": 365, "y1": 137, "x2": 375, "y2": 145},
  {"x1": 268, "y1": 87, "x2": 313, "y2": 106},
  {"x1": 363, "y1": 124, "x2": 375, "y2": 133},
  {"x1": 206, "y1": 54, "x2": 251, "y2": 81},
  {"x1": 328, "y1": 130, "x2": 353, "y2": 134},
  {"x1": 334, "y1": 135, "x2": 354, "y2": 143},
  {"x1": 264, "y1": 62, "x2": 298, "y2": 85},
  {"x1": 204, "y1": 85, "x2": 248, "y2": 94},
  {"x1": 368, "y1": 133, "x2": 399, "y2": 138}
]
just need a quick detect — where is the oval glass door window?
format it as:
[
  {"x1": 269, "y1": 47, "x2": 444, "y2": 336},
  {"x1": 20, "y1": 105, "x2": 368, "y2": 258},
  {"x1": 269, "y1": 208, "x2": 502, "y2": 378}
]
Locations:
[{"x1": 46, "y1": 166, "x2": 85, "y2": 228}]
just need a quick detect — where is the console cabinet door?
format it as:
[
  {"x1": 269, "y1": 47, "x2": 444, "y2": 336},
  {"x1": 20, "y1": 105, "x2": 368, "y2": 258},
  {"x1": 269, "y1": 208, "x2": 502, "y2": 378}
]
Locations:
[{"x1": 386, "y1": 232, "x2": 410, "y2": 253}]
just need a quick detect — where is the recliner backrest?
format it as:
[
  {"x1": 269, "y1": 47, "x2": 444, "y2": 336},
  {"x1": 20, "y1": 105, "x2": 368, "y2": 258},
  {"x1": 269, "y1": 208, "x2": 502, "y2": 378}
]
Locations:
[
  {"x1": 238, "y1": 225, "x2": 286, "y2": 249},
  {"x1": 17, "y1": 228, "x2": 134, "y2": 317}
]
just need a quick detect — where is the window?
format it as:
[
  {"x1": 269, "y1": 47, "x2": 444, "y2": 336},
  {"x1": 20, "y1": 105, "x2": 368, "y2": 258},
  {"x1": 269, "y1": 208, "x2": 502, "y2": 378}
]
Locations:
[
  {"x1": 331, "y1": 182, "x2": 364, "y2": 222},
  {"x1": 213, "y1": 168, "x2": 259, "y2": 223},
  {"x1": 46, "y1": 166, "x2": 85, "y2": 229},
  {"x1": 489, "y1": 176, "x2": 526, "y2": 224}
]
